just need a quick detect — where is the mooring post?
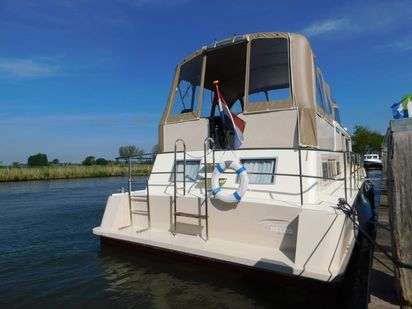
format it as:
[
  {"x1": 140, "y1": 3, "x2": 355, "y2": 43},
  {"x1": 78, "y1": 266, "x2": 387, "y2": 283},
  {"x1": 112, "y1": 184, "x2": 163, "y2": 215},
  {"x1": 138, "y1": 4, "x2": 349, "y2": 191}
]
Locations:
[{"x1": 386, "y1": 118, "x2": 412, "y2": 308}]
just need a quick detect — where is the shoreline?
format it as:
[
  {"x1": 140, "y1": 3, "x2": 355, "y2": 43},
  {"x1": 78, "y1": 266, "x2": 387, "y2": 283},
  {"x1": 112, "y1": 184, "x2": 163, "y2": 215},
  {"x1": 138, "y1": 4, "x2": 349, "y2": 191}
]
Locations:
[{"x1": 0, "y1": 165, "x2": 152, "y2": 182}]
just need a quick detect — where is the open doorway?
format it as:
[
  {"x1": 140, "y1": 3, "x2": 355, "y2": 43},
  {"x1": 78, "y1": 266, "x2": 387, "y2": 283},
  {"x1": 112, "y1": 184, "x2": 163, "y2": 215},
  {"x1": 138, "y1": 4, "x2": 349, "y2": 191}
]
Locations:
[{"x1": 201, "y1": 42, "x2": 247, "y2": 149}]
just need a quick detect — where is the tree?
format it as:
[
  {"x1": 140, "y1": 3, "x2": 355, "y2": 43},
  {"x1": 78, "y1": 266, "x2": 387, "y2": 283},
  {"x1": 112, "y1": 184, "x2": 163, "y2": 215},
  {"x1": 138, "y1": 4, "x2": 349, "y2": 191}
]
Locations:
[
  {"x1": 351, "y1": 126, "x2": 384, "y2": 153},
  {"x1": 51, "y1": 158, "x2": 59, "y2": 165},
  {"x1": 151, "y1": 144, "x2": 159, "y2": 161},
  {"x1": 95, "y1": 158, "x2": 108, "y2": 165},
  {"x1": 118, "y1": 145, "x2": 144, "y2": 157},
  {"x1": 82, "y1": 156, "x2": 96, "y2": 166},
  {"x1": 27, "y1": 153, "x2": 48, "y2": 167}
]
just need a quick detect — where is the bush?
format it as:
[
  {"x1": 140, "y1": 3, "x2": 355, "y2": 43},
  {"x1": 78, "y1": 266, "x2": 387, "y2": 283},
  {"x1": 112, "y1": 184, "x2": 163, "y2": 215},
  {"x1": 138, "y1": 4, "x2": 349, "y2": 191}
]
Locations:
[
  {"x1": 95, "y1": 158, "x2": 108, "y2": 165},
  {"x1": 82, "y1": 156, "x2": 96, "y2": 166},
  {"x1": 27, "y1": 153, "x2": 48, "y2": 167}
]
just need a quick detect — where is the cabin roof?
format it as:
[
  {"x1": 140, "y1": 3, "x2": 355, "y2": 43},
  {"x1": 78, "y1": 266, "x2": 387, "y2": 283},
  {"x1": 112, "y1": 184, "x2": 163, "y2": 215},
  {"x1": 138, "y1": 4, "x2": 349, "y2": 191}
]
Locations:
[{"x1": 178, "y1": 32, "x2": 305, "y2": 66}]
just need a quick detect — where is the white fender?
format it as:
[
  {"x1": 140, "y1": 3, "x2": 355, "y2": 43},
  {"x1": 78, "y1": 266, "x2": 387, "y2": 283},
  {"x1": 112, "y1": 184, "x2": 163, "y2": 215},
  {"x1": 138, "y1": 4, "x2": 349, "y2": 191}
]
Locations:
[{"x1": 211, "y1": 160, "x2": 249, "y2": 203}]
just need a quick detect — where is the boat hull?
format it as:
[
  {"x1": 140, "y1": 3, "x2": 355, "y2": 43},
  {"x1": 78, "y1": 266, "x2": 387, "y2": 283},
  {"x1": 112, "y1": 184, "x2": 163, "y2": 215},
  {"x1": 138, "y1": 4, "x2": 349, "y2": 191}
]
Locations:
[
  {"x1": 363, "y1": 161, "x2": 383, "y2": 169},
  {"x1": 98, "y1": 234, "x2": 340, "y2": 290}
]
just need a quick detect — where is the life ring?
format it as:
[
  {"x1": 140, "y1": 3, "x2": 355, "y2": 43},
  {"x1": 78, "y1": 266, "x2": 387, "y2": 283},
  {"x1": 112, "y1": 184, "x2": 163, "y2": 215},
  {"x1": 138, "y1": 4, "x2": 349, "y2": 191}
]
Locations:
[{"x1": 211, "y1": 160, "x2": 249, "y2": 203}]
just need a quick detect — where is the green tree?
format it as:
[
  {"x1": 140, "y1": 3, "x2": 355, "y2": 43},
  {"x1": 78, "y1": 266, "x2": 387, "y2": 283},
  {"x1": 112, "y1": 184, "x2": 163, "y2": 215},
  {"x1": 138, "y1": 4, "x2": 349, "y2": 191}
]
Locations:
[
  {"x1": 151, "y1": 144, "x2": 159, "y2": 161},
  {"x1": 95, "y1": 158, "x2": 108, "y2": 165},
  {"x1": 351, "y1": 126, "x2": 384, "y2": 153},
  {"x1": 118, "y1": 145, "x2": 144, "y2": 157},
  {"x1": 27, "y1": 153, "x2": 48, "y2": 167},
  {"x1": 51, "y1": 158, "x2": 59, "y2": 165},
  {"x1": 82, "y1": 156, "x2": 96, "y2": 166}
]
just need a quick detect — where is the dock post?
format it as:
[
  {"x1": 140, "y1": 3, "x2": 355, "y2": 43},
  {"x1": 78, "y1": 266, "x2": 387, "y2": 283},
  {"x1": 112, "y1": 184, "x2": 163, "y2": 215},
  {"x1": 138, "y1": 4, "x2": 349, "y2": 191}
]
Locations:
[{"x1": 386, "y1": 118, "x2": 412, "y2": 308}]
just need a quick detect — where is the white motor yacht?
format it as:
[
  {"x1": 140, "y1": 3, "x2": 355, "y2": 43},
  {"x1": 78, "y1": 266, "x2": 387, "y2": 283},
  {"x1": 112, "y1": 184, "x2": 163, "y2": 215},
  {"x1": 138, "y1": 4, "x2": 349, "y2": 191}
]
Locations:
[
  {"x1": 93, "y1": 32, "x2": 375, "y2": 283},
  {"x1": 363, "y1": 153, "x2": 382, "y2": 169}
]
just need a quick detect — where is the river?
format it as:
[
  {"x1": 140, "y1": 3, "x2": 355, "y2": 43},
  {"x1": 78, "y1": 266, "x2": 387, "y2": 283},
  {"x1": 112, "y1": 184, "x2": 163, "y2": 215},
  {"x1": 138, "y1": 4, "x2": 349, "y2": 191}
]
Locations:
[{"x1": 0, "y1": 173, "x2": 381, "y2": 308}]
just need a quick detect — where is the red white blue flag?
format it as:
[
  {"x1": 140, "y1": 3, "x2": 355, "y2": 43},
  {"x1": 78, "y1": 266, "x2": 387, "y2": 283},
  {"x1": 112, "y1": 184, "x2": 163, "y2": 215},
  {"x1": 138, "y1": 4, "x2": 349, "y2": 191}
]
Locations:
[{"x1": 214, "y1": 82, "x2": 246, "y2": 149}]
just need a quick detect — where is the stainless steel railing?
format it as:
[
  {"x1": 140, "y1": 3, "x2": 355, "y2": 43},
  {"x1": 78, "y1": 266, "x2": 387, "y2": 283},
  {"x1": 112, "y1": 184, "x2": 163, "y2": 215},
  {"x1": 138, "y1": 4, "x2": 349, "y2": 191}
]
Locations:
[{"x1": 118, "y1": 145, "x2": 364, "y2": 232}]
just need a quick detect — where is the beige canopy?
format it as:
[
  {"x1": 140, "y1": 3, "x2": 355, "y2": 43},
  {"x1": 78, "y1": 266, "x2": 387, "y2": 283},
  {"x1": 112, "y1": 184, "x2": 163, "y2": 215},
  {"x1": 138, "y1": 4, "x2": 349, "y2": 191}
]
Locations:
[{"x1": 159, "y1": 32, "x2": 341, "y2": 149}]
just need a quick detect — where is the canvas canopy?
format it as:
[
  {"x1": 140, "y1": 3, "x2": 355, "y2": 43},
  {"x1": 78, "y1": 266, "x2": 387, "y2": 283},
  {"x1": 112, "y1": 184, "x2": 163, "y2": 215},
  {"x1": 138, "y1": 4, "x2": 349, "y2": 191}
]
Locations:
[{"x1": 160, "y1": 32, "x2": 341, "y2": 148}]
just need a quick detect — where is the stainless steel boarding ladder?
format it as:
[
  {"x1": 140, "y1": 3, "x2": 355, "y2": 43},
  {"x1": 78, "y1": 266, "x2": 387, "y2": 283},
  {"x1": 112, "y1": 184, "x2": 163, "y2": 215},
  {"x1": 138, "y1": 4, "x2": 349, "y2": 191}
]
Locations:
[
  {"x1": 173, "y1": 139, "x2": 187, "y2": 234},
  {"x1": 172, "y1": 138, "x2": 215, "y2": 241},
  {"x1": 126, "y1": 155, "x2": 151, "y2": 231}
]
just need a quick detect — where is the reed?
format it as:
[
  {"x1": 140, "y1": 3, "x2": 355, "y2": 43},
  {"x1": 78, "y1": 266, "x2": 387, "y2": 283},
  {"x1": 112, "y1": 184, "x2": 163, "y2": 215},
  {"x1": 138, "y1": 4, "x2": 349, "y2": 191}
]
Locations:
[{"x1": 0, "y1": 164, "x2": 152, "y2": 182}]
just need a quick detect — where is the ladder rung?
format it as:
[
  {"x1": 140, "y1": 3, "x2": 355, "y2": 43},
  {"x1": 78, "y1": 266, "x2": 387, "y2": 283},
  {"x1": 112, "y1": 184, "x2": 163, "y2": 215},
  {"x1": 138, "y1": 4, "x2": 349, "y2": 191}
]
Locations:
[
  {"x1": 131, "y1": 197, "x2": 147, "y2": 201},
  {"x1": 131, "y1": 210, "x2": 149, "y2": 215},
  {"x1": 174, "y1": 212, "x2": 207, "y2": 219}
]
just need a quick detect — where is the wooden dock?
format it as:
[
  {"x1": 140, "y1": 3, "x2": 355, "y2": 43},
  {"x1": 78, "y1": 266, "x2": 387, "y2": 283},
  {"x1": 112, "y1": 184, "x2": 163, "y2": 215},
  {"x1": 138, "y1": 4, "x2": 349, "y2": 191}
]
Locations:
[
  {"x1": 385, "y1": 118, "x2": 412, "y2": 309},
  {"x1": 369, "y1": 183, "x2": 400, "y2": 308}
]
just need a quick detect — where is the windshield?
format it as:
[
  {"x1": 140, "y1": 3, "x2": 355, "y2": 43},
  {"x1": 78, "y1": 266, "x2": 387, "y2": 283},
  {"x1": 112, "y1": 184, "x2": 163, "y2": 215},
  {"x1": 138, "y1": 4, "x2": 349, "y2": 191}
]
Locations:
[{"x1": 169, "y1": 55, "x2": 203, "y2": 116}]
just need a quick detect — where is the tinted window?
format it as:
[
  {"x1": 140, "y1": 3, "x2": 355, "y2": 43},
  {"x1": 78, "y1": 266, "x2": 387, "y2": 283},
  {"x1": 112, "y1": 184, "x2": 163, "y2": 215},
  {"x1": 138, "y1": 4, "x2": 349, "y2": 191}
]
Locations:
[
  {"x1": 248, "y1": 39, "x2": 290, "y2": 105},
  {"x1": 170, "y1": 56, "x2": 203, "y2": 115},
  {"x1": 239, "y1": 158, "x2": 276, "y2": 184},
  {"x1": 170, "y1": 160, "x2": 200, "y2": 182}
]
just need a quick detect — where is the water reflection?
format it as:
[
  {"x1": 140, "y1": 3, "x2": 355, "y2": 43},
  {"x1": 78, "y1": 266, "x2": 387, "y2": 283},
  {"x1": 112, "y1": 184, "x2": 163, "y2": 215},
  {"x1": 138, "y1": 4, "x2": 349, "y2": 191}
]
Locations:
[
  {"x1": 366, "y1": 169, "x2": 382, "y2": 208},
  {"x1": 97, "y1": 245, "x2": 340, "y2": 309}
]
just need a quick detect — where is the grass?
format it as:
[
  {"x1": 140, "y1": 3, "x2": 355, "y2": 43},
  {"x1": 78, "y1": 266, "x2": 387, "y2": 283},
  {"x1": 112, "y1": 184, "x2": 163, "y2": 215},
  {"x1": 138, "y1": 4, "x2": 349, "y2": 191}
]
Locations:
[{"x1": 0, "y1": 164, "x2": 153, "y2": 182}]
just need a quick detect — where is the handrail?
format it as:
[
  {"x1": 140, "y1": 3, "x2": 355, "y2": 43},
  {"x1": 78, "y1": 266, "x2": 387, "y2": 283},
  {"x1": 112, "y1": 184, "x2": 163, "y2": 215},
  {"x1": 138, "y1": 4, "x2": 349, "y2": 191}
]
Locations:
[
  {"x1": 174, "y1": 139, "x2": 186, "y2": 196},
  {"x1": 128, "y1": 156, "x2": 132, "y2": 225},
  {"x1": 298, "y1": 148, "x2": 303, "y2": 205},
  {"x1": 174, "y1": 139, "x2": 186, "y2": 234},
  {"x1": 120, "y1": 147, "x2": 364, "y2": 218},
  {"x1": 203, "y1": 137, "x2": 215, "y2": 240}
]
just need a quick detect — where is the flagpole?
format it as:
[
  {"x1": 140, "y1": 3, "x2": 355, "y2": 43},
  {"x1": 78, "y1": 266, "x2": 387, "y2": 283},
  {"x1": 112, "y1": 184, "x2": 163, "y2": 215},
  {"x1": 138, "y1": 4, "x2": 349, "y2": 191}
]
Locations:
[{"x1": 213, "y1": 80, "x2": 229, "y2": 148}]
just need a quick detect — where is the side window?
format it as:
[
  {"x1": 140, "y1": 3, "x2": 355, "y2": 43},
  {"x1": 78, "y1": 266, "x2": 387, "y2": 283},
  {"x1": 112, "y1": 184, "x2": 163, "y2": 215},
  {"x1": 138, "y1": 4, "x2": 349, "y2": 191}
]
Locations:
[
  {"x1": 316, "y1": 68, "x2": 326, "y2": 113},
  {"x1": 201, "y1": 87, "x2": 214, "y2": 118},
  {"x1": 322, "y1": 159, "x2": 340, "y2": 180},
  {"x1": 239, "y1": 158, "x2": 276, "y2": 184},
  {"x1": 170, "y1": 55, "x2": 203, "y2": 116},
  {"x1": 324, "y1": 84, "x2": 333, "y2": 117},
  {"x1": 333, "y1": 105, "x2": 341, "y2": 123},
  {"x1": 248, "y1": 39, "x2": 290, "y2": 105},
  {"x1": 171, "y1": 160, "x2": 201, "y2": 182}
]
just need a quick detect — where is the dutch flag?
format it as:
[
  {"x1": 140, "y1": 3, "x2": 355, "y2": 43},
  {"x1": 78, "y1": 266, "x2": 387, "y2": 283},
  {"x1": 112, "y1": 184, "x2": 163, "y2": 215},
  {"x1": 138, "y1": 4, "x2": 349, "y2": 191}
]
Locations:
[{"x1": 214, "y1": 81, "x2": 246, "y2": 149}]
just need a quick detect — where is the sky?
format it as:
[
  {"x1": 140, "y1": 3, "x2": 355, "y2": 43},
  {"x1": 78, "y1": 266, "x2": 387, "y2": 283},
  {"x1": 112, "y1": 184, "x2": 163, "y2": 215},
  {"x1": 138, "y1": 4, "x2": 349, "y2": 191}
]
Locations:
[{"x1": 0, "y1": 0, "x2": 411, "y2": 164}]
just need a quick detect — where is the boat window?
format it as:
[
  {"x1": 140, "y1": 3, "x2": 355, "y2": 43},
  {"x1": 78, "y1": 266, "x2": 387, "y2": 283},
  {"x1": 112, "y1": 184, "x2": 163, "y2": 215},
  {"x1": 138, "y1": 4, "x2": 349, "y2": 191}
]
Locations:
[
  {"x1": 170, "y1": 55, "x2": 203, "y2": 116},
  {"x1": 239, "y1": 158, "x2": 276, "y2": 184},
  {"x1": 324, "y1": 86, "x2": 333, "y2": 118},
  {"x1": 333, "y1": 105, "x2": 341, "y2": 124},
  {"x1": 317, "y1": 70, "x2": 332, "y2": 117},
  {"x1": 170, "y1": 160, "x2": 200, "y2": 182},
  {"x1": 322, "y1": 159, "x2": 340, "y2": 179},
  {"x1": 315, "y1": 68, "x2": 326, "y2": 114},
  {"x1": 201, "y1": 87, "x2": 215, "y2": 118},
  {"x1": 248, "y1": 38, "x2": 290, "y2": 106}
]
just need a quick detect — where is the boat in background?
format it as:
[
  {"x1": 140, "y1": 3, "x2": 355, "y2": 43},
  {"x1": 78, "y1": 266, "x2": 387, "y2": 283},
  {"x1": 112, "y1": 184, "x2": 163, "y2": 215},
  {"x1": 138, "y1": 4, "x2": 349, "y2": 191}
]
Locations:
[
  {"x1": 93, "y1": 32, "x2": 375, "y2": 284},
  {"x1": 363, "y1": 153, "x2": 383, "y2": 169}
]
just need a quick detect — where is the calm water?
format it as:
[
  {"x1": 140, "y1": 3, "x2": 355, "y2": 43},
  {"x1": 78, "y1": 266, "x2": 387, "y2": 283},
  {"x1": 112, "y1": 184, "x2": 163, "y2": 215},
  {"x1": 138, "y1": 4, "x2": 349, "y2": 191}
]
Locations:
[{"x1": 0, "y1": 174, "x2": 381, "y2": 308}]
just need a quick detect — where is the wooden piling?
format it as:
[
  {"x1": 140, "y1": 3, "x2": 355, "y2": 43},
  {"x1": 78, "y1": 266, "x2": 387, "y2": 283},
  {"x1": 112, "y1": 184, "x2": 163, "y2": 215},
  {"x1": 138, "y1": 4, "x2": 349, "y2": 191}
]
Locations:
[{"x1": 386, "y1": 118, "x2": 412, "y2": 309}]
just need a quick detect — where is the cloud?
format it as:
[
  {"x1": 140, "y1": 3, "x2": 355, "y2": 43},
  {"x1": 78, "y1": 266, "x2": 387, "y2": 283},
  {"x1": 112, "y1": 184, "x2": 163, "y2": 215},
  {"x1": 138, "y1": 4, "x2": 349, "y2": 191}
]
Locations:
[
  {"x1": 379, "y1": 37, "x2": 412, "y2": 53},
  {"x1": 301, "y1": 0, "x2": 412, "y2": 38},
  {"x1": 301, "y1": 19, "x2": 350, "y2": 37},
  {"x1": 0, "y1": 57, "x2": 61, "y2": 78}
]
